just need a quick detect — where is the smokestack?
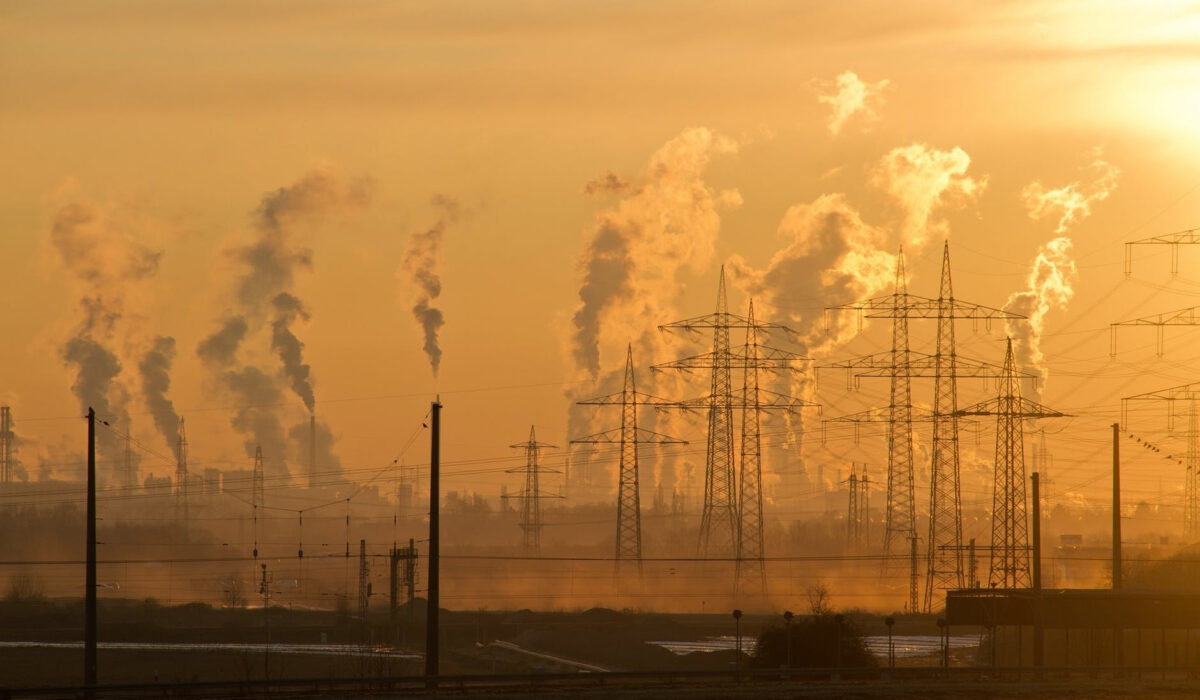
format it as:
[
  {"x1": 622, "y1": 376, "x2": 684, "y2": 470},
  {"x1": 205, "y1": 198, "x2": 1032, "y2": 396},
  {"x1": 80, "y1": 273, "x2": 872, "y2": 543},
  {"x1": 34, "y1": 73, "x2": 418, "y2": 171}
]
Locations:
[{"x1": 309, "y1": 414, "x2": 316, "y2": 488}]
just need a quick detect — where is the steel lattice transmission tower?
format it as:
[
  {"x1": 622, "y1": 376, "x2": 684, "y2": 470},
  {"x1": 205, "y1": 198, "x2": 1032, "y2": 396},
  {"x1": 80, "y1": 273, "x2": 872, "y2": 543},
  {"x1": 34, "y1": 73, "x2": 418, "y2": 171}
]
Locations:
[
  {"x1": 176, "y1": 417, "x2": 189, "y2": 525},
  {"x1": 661, "y1": 268, "x2": 738, "y2": 556},
  {"x1": 252, "y1": 445, "x2": 265, "y2": 511},
  {"x1": 846, "y1": 465, "x2": 869, "y2": 549},
  {"x1": 1114, "y1": 228, "x2": 1200, "y2": 539},
  {"x1": 0, "y1": 406, "x2": 14, "y2": 484},
  {"x1": 737, "y1": 301, "x2": 766, "y2": 596},
  {"x1": 826, "y1": 252, "x2": 917, "y2": 587},
  {"x1": 927, "y1": 243, "x2": 963, "y2": 611},
  {"x1": 1122, "y1": 383, "x2": 1200, "y2": 540},
  {"x1": 660, "y1": 298, "x2": 813, "y2": 595},
  {"x1": 574, "y1": 345, "x2": 684, "y2": 574},
  {"x1": 507, "y1": 427, "x2": 559, "y2": 555},
  {"x1": 1124, "y1": 227, "x2": 1200, "y2": 277},
  {"x1": 825, "y1": 244, "x2": 1022, "y2": 611},
  {"x1": 959, "y1": 339, "x2": 1065, "y2": 588},
  {"x1": 659, "y1": 270, "x2": 809, "y2": 561}
]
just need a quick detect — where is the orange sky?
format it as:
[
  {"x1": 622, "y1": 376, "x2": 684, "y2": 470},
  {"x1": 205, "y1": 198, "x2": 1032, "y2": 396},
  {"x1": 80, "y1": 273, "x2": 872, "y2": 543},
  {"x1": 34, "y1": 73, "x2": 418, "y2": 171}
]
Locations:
[{"x1": 3, "y1": 1, "x2": 1200, "y2": 533}]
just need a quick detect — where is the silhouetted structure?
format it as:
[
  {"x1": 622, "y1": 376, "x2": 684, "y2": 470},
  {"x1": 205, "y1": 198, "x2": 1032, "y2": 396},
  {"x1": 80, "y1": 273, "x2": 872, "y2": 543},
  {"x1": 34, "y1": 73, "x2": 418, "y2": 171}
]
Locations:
[
  {"x1": 176, "y1": 417, "x2": 189, "y2": 525},
  {"x1": 575, "y1": 345, "x2": 683, "y2": 574},
  {"x1": 826, "y1": 244, "x2": 1022, "y2": 611},
  {"x1": 959, "y1": 339, "x2": 1065, "y2": 588},
  {"x1": 507, "y1": 427, "x2": 558, "y2": 554},
  {"x1": 1, "y1": 406, "x2": 14, "y2": 484}
]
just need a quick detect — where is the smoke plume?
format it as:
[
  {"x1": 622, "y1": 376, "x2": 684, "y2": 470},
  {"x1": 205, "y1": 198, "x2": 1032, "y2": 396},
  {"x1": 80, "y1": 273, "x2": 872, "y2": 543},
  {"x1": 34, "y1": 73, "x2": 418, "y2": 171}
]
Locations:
[
  {"x1": 50, "y1": 198, "x2": 161, "y2": 478},
  {"x1": 729, "y1": 194, "x2": 894, "y2": 353},
  {"x1": 1022, "y1": 157, "x2": 1120, "y2": 234},
  {"x1": 271, "y1": 293, "x2": 314, "y2": 413},
  {"x1": 872, "y1": 144, "x2": 986, "y2": 250},
  {"x1": 402, "y1": 195, "x2": 459, "y2": 377},
  {"x1": 570, "y1": 127, "x2": 741, "y2": 381},
  {"x1": 1005, "y1": 154, "x2": 1118, "y2": 394},
  {"x1": 728, "y1": 194, "x2": 895, "y2": 483},
  {"x1": 288, "y1": 419, "x2": 342, "y2": 483},
  {"x1": 1004, "y1": 237, "x2": 1077, "y2": 394},
  {"x1": 138, "y1": 336, "x2": 182, "y2": 459},
  {"x1": 817, "y1": 71, "x2": 890, "y2": 135},
  {"x1": 198, "y1": 167, "x2": 369, "y2": 477}
]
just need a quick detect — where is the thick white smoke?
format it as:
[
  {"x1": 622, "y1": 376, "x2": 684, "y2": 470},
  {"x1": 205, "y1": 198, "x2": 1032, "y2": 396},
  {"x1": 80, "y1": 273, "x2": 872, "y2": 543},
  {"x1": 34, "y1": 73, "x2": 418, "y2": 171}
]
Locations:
[
  {"x1": 816, "y1": 71, "x2": 890, "y2": 135},
  {"x1": 1022, "y1": 156, "x2": 1121, "y2": 235},
  {"x1": 872, "y1": 144, "x2": 987, "y2": 250},
  {"x1": 1006, "y1": 154, "x2": 1118, "y2": 393},
  {"x1": 730, "y1": 142, "x2": 986, "y2": 492},
  {"x1": 566, "y1": 127, "x2": 740, "y2": 501},
  {"x1": 570, "y1": 127, "x2": 741, "y2": 381},
  {"x1": 1004, "y1": 238, "x2": 1077, "y2": 394},
  {"x1": 728, "y1": 194, "x2": 895, "y2": 483}
]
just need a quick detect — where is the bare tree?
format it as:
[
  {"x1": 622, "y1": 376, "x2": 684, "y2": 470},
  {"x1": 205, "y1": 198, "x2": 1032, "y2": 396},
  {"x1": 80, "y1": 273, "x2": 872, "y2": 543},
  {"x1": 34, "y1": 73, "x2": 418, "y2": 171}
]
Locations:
[{"x1": 806, "y1": 582, "x2": 831, "y2": 616}]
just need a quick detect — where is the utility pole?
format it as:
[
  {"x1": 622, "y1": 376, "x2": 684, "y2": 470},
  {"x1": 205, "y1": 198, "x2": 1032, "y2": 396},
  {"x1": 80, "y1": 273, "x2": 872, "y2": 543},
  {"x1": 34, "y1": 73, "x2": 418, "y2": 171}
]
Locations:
[
  {"x1": 1113, "y1": 421, "x2": 1123, "y2": 671},
  {"x1": 1032, "y1": 471, "x2": 1044, "y2": 669},
  {"x1": 85, "y1": 407, "x2": 97, "y2": 689},
  {"x1": 574, "y1": 345, "x2": 684, "y2": 576},
  {"x1": 1112, "y1": 422, "x2": 1122, "y2": 591},
  {"x1": 259, "y1": 563, "x2": 272, "y2": 680},
  {"x1": 358, "y1": 539, "x2": 369, "y2": 641},
  {"x1": 425, "y1": 399, "x2": 441, "y2": 685}
]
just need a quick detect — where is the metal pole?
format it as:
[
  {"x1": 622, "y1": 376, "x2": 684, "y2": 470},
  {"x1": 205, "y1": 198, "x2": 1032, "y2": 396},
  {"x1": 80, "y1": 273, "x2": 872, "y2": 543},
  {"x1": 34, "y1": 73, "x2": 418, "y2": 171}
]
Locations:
[
  {"x1": 1113, "y1": 422, "x2": 1123, "y2": 673},
  {"x1": 1032, "y1": 472, "x2": 1044, "y2": 670},
  {"x1": 886, "y1": 617, "x2": 894, "y2": 668},
  {"x1": 732, "y1": 609, "x2": 742, "y2": 680},
  {"x1": 425, "y1": 400, "x2": 441, "y2": 685},
  {"x1": 783, "y1": 610, "x2": 793, "y2": 669},
  {"x1": 85, "y1": 408, "x2": 97, "y2": 689},
  {"x1": 1113, "y1": 423, "x2": 1122, "y2": 590},
  {"x1": 835, "y1": 614, "x2": 843, "y2": 670}
]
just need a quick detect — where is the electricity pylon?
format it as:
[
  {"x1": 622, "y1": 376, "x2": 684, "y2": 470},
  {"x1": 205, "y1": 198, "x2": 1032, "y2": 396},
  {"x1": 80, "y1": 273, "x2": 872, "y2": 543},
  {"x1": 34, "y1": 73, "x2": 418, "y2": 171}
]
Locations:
[
  {"x1": 574, "y1": 345, "x2": 685, "y2": 574},
  {"x1": 825, "y1": 244, "x2": 1023, "y2": 611},
  {"x1": 1122, "y1": 384, "x2": 1200, "y2": 540},
  {"x1": 176, "y1": 417, "x2": 189, "y2": 525},
  {"x1": 662, "y1": 300, "x2": 814, "y2": 597},
  {"x1": 507, "y1": 427, "x2": 559, "y2": 555},
  {"x1": 657, "y1": 268, "x2": 801, "y2": 559},
  {"x1": 252, "y1": 445, "x2": 265, "y2": 511},
  {"x1": 1111, "y1": 306, "x2": 1200, "y2": 357},
  {"x1": 846, "y1": 465, "x2": 870, "y2": 549},
  {"x1": 1124, "y1": 227, "x2": 1200, "y2": 276},
  {"x1": 958, "y1": 338, "x2": 1066, "y2": 588}
]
